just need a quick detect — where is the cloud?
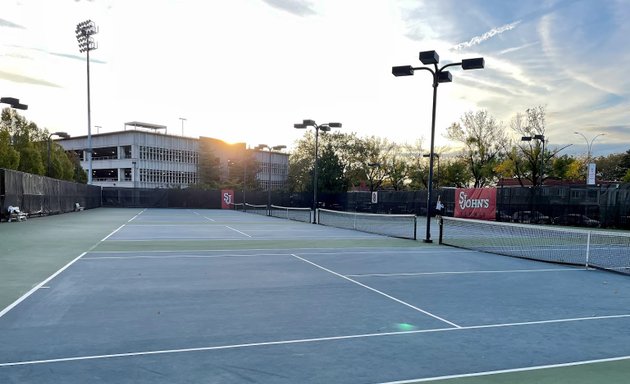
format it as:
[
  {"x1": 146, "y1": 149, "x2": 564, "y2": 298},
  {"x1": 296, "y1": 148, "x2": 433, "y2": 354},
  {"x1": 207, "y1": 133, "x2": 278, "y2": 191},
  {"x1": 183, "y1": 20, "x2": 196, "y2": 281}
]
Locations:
[
  {"x1": 260, "y1": 0, "x2": 316, "y2": 16},
  {"x1": 499, "y1": 41, "x2": 539, "y2": 55},
  {"x1": 452, "y1": 21, "x2": 521, "y2": 51},
  {"x1": 0, "y1": 18, "x2": 25, "y2": 29},
  {"x1": 0, "y1": 70, "x2": 61, "y2": 88}
]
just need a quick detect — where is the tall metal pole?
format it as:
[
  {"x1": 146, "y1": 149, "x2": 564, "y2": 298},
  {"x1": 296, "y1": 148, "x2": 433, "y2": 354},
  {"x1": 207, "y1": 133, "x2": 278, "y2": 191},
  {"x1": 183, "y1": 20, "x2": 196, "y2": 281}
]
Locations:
[
  {"x1": 243, "y1": 149, "x2": 247, "y2": 204},
  {"x1": 540, "y1": 138, "x2": 545, "y2": 186},
  {"x1": 425, "y1": 71, "x2": 438, "y2": 243},
  {"x1": 86, "y1": 46, "x2": 93, "y2": 184},
  {"x1": 47, "y1": 137, "x2": 52, "y2": 177},
  {"x1": 313, "y1": 126, "x2": 320, "y2": 223},
  {"x1": 179, "y1": 117, "x2": 186, "y2": 136},
  {"x1": 268, "y1": 149, "x2": 272, "y2": 209},
  {"x1": 77, "y1": 20, "x2": 97, "y2": 184}
]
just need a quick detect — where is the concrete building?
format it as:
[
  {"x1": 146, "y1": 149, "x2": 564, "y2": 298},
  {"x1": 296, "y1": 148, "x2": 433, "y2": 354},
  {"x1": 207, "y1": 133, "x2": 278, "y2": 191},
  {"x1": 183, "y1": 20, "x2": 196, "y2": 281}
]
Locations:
[{"x1": 57, "y1": 122, "x2": 288, "y2": 189}]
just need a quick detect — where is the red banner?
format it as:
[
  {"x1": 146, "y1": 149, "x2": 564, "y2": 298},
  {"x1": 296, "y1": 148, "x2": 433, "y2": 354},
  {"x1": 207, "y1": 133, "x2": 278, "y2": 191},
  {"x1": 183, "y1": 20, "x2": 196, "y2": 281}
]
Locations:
[
  {"x1": 454, "y1": 188, "x2": 496, "y2": 220},
  {"x1": 221, "y1": 189, "x2": 234, "y2": 209}
]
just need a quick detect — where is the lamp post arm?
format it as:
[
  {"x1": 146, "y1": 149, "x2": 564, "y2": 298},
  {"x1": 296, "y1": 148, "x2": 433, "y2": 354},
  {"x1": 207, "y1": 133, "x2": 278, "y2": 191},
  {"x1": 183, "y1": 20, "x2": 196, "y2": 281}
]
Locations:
[{"x1": 439, "y1": 62, "x2": 463, "y2": 72}]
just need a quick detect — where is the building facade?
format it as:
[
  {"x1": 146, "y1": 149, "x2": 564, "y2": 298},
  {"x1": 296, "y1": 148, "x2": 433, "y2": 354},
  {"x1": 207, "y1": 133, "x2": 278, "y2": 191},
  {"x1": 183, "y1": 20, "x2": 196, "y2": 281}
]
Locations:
[{"x1": 57, "y1": 126, "x2": 288, "y2": 189}]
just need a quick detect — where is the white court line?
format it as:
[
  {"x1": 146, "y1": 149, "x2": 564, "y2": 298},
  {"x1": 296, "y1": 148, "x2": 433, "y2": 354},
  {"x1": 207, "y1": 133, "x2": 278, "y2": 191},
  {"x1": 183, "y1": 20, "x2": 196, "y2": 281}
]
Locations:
[
  {"x1": 100, "y1": 224, "x2": 126, "y2": 242},
  {"x1": 83, "y1": 247, "x2": 452, "y2": 255},
  {"x1": 346, "y1": 268, "x2": 586, "y2": 278},
  {"x1": 0, "y1": 252, "x2": 88, "y2": 319},
  {"x1": 102, "y1": 235, "x2": 379, "y2": 241},
  {"x1": 291, "y1": 254, "x2": 461, "y2": 328},
  {"x1": 373, "y1": 355, "x2": 630, "y2": 384},
  {"x1": 3, "y1": 313, "x2": 630, "y2": 367},
  {"x1": 126, "y1": 208, "x2": 146, "y2": 222},
  {"x1": 0, "y1": 210, "x2": 142, "y2": 319},
  {"x1": 191, "y1": 211, "x2": 215, "y2": 221},
  {"x1": 82, "y1": 253, "x2": 290, "y2": 260},
  {"x1": 225, "y1": 226, "x2": 252, "y2": 238}
]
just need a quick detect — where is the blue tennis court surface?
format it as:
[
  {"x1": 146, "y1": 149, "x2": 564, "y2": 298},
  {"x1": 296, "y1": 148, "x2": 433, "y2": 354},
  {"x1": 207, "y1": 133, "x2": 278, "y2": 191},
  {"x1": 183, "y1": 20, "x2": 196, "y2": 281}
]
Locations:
[{"x1": 1, "y1": 208, "x2": 630, "y2": 383}]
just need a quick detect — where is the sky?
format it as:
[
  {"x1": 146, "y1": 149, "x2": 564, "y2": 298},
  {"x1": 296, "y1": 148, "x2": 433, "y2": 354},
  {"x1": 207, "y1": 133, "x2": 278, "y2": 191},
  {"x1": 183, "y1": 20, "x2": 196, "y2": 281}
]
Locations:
[{"x1": 1, "y1": 0, "x2": 629, "y2": 157}]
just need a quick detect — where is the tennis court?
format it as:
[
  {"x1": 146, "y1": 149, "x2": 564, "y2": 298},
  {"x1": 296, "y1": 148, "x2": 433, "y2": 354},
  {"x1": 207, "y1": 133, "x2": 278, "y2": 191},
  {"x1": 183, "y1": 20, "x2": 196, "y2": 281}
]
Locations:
[{"x1": 1, "y1": 208, "x2": 630, "y2": 383}]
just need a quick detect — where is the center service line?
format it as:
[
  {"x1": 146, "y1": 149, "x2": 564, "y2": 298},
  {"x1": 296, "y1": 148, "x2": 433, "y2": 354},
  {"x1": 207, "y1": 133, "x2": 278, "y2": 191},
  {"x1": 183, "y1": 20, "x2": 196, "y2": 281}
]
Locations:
[{"x1": 290, "y1": 254, "x2": 461, "y2": 328}]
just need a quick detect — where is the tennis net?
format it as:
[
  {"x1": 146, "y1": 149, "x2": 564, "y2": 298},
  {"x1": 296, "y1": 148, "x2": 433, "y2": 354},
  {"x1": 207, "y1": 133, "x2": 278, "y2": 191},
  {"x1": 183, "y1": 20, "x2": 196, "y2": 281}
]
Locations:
[
  {"x1": 317, "y1": 209, "x2": 417, "y2": 240},
  {"x1": 244, "y1": 203, "x2": 268, "y2": 216},
  {"x1": 229, "y1": 202, "x2": 245, "y2": 211},
  {"x1": 270, "y1": 205, "x2": 312, "y2": 223},
  {"x1": 439, "y1": 216, "x2": 630, "y2": 274}
]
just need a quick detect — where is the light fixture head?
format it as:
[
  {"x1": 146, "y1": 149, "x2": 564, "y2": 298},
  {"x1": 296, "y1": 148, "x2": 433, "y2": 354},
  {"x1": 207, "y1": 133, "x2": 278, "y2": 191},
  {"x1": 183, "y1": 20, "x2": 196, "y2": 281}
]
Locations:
[
  {"x1": 461, "y1": 57, "x2": 485, "y2": 70},
  {"x1": 392, "y1": 65, "x2": 414, "y2": 77},
  {"x1": 302, "y1": 119, "x2": 316, "y2": 127},
  {"x1": 294, "y1": 123, "x2": 306, "y2": 129},
  {"x1": 521, "y1": 136, "x2": 532, "y2": 142},
  {"x1": 419, "y1": 50, "x2": 439, "y2": 65},
  {"x1": 437, "y1": 71, "x2": 452, "y2": 83},
  {"x1": 328, "y1": 122, "x2": 342, "y2": 128}
]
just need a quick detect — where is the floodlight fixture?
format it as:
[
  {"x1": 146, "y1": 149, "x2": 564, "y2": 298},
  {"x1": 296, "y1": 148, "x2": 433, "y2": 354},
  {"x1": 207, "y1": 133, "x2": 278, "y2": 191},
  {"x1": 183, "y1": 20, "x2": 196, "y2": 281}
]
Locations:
[
  {"x1": 392, "y1": 65, "x2": 414, "y2": 77},
  {"x1": 292, "y1": 119, "x2": 342, "y2": 222},
  {"x1": 391, "y1": 49, "x2": 485, "y2": 242},
  {"x1": 461, "y1": 58, "x2": 485, "y2": 70},
  {"x1": 419, "y1": 50, "x2": 439, "y2": 65},
  {"x1": 437, "y1": 71, "x2": 452, "y2": 83}
]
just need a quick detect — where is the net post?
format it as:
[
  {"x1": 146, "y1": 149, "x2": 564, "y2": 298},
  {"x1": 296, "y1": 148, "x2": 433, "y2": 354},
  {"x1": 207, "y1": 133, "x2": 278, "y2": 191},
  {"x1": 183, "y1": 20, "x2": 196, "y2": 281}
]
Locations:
[
  {"x1": 315, "y1": 208, "x2": 319, "y2": 225},
  {"x1": 413, "y1": 215, "x2": 417, "y2": 240},
  {"x1": 585, "y1": 231, "x2": 591, "y2": 269},
  {"x1": 438, "y1": 216, "x2": 443, "y2": 245}
]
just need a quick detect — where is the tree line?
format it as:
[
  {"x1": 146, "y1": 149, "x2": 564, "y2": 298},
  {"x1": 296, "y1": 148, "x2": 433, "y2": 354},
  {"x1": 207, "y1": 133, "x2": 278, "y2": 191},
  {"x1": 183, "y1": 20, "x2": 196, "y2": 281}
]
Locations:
[
  {"x1": 0, "y1": 108, "x2": 86, "y2": 182},
  {"x1": 287, "y1": 105, "x2": 630, "y2": 193}
]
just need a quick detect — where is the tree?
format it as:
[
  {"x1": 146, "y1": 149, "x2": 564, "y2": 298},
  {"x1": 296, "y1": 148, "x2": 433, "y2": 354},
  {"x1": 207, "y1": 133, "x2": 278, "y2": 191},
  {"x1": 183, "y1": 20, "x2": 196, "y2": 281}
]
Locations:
[
  {"x1": 317, "y1": 143, "x2": 347, "y2": 193},
  {"x1": 549, "y1": 155, "x2": 581, "y2": 181},
  {"x1": 0, "y1": 128, "x2": 19, "y2": 169},
  {"x1": 595, "y1": 152, "x2": 626, "y2": 181},
  {"x1": 441, "y1": 158, "x2": 472, "y2": 188},
  {"x1": 446, "y1": 110, "x2": 506, "y2": 187},
  {"x1": 196, "y1": 140, "x2": 222, "y2": 189}
]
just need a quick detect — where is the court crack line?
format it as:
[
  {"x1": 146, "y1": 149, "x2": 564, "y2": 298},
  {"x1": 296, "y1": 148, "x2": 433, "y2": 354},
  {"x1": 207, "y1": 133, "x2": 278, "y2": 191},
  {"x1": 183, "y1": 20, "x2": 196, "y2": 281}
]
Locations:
[{"x1": 290, "y1": 254, "x2": 461, "y2": 328}]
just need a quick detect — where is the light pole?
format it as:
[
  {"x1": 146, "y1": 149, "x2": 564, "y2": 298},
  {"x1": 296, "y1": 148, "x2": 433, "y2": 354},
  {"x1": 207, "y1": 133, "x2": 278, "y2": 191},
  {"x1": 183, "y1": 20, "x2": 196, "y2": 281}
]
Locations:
[
  {"x1": 256, "y1": 144, "x2": 286, "y2": 211},
  {"x1": 423, "y1": 153, "x2": 440, "y2": 189},
  {"x1": 47, "y1": 132, "x2": 70, "y2": 177},
  {"x1": 95, "y1": 125, "x2": 102, "y2": 134},
  {"x1": 76, "y1": 19, "x2": 98, "y2": 184},
  {"x1": 521, "y1": 134, "x2": 545, "y2": 186},
  {"x1": 179, "y1": 117, "x2": 187, "y2": 136},
  {"x1": 574, "y1": 132, "x2": 604, "y2": 185},
  {"x1": 294, "y1": 119, "x2": 342, "y2": 223},
  {"x1": 393, "y1": 51, "x2": 484, "y2": 242}
]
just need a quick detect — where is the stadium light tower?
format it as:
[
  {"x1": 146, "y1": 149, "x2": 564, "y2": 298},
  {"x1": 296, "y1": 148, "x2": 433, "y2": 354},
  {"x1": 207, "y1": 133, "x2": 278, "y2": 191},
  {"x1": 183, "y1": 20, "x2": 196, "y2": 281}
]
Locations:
[
  {"x1": 392, "y1": 50, "x2": 484, "y2": 243},
  {"x1": 76, "y1": 19, "x2": 98, "y2": 184},
  {"x1": 294, "y1": 119, "x2": 342, "y2": 223}
]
